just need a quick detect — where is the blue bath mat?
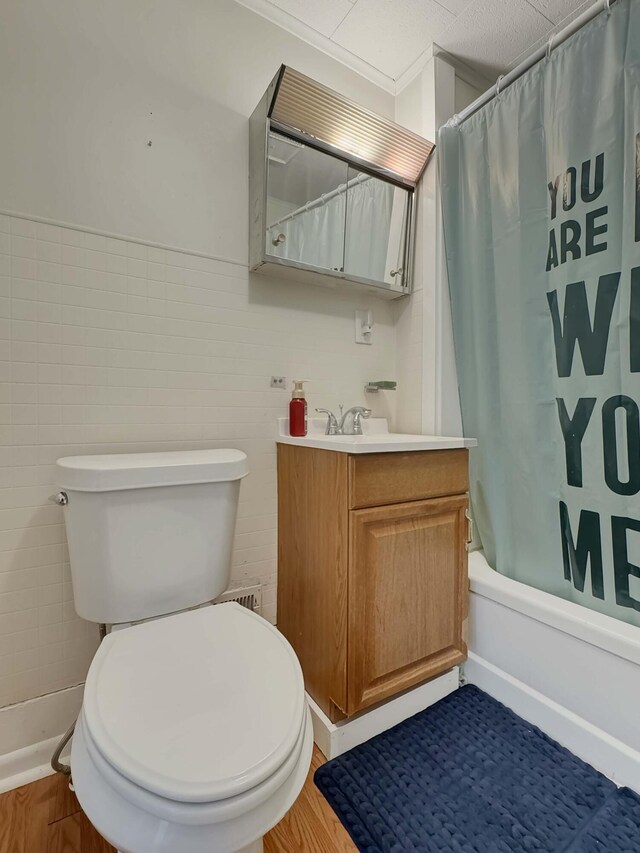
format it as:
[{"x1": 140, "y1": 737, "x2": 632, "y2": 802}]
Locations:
[
  {"x1": 314, "y1": 685, "x2": 640, "y2": 852},
  {"x1": 565, "y1": 787, "x2": 640, "y2": 853}
]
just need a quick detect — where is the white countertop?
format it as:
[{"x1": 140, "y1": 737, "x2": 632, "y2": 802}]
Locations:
[{"x1": 276, "y1": 418, "x2": 477, "y2": 454}]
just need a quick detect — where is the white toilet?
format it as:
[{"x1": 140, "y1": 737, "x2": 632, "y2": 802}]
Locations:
[{"x1": 56, "y1": 449, "x2": 313, "y2": 853}]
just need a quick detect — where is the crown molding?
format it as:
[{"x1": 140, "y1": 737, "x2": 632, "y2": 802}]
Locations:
[
  {"x1": 233, "y1": 1, "x2": 495, "y2": 103},
  {"x1": 394, "y1": 43, "x2": 435, "y2": 95},
  {"x1": 431, "y1": 45, "x2": 495, "y2": 92},
  {"x1": 393, "y1": 43, "x2": 495, "y2": 98},
  {"x1": 233, "y1": 0, "x2": 397, "y2": 94}
]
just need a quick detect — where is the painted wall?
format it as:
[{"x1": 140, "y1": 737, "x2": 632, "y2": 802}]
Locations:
[
  {"x1": 1, "y1": 0, "x2": 393, "y2": 261},
  {"x1": 455, "y1": 76, "x2": 484, "y2": 114},
  {"x1": 394, "y1": 56, "x2": 458, "y2": 436},
  {"x1": 0, "y1": 0, "x2": 398, "y2": 711},
  {"x1": 394, "y1": 72, "x2": 428, "y2": 435},
  {"x1": 395, "y1": 61, "x2": 487, "y2": 438}
]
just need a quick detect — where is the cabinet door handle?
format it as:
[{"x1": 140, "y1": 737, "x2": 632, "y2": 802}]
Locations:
[{"x1": 465, "y1": 509, "x2": 474, "y2": 550}]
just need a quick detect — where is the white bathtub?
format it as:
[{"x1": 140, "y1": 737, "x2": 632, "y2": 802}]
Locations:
[{"x1": 466, "y1": 551, "x2": 640, "y2": 792}]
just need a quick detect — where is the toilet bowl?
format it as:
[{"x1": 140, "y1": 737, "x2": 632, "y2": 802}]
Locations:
[
  {"x1": 71, "y1": 603, "x2": 313, "y2": 853},
  {"x1": 55, "y1": 449, "x2": 313, "y2": 853}
]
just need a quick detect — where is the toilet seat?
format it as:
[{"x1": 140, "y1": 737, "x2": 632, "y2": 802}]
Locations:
[
  {"x1": 82, "y1": 603, "x2": 306, "y2": 808},
  {"x1": 71, "y1": 704, "x2": 313, "y2": 853},
  {"x1": 76, "y1": 705, "x2": 310, "y2": 826}
]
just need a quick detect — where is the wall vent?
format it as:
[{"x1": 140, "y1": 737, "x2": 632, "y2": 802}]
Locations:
[{"x1": 214, "y1": 579, "x2": 262, "y2": 615}]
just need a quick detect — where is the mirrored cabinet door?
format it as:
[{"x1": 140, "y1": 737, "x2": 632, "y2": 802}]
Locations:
[
  {"x1": 265, "y1": 131, "x2": 348, "y2": 274},
  {"x1": 343, "y1": 167, "x2": 410, "y2": 288},
  {"x1": 250, "y1": 65, "x2": 433, "y2": 297}
]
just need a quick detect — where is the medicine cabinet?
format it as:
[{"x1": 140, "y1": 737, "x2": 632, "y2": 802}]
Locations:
[{"x1": 249, "y1": 66, "x2": 434, "y2": 299}]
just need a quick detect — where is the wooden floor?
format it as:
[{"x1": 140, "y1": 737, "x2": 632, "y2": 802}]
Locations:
[{"x1": 0, "y1": 746, "x2": 356, "y2": 853}]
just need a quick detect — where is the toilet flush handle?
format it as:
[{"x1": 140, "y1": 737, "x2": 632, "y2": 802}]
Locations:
[{"x1": 49, "y1": 491, "x2": 68, "y2": 506}]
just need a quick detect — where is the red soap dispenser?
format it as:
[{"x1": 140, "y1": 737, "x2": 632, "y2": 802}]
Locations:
[{"x1": 289, "y1": 380, "x2": 308, "y2": 436}]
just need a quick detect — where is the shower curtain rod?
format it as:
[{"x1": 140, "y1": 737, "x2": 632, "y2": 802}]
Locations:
[
  {"x1": 448, "y1": 0, "x2": 617, "y2": 127},
  {"x1": 268, "y1": 172, "x2": 371, "y2": 229}
]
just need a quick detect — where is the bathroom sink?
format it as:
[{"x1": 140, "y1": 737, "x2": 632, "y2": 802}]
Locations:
[{"x1": 277, "y1": 418, "x2": 476, "y2": 454}]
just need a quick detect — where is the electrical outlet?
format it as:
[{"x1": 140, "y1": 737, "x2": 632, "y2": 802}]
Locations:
[{"x1": 270, "y1": 376, "x2": 287, "y2": 389}]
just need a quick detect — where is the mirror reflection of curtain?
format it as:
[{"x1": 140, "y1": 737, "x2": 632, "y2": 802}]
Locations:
[
  {"x1": 344, "y1": 177, "x2": 394, "y2": 281},
  {"x1": 268, "y1": 192, "x2": 346, "y2": 272},
  {"x1": 267, "y1": 176, "x2": 394, "y2": 281},
  {"x1": 383, "y1": 189, "x2": 409, "y2": 286}
]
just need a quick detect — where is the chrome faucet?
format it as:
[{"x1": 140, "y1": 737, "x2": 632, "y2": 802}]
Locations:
[
  {"x1": 340, "y1": 406, "x2": 372, "y2": 435},
  {"x1": 315, "y1": 408, "x2": 340, "y2": 435},
  {"x1": 316, "y1": 405, "x2": 372, "y2": 436}
]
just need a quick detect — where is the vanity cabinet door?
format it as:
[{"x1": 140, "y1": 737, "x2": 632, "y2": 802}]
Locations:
[{"x1": 347, "y1": 495, "x2": 468, "y2": 715}]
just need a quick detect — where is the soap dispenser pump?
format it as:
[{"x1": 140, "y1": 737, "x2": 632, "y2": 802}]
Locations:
[{"x1": 289, "y1": 380, "x2": 308, "y2": 437}]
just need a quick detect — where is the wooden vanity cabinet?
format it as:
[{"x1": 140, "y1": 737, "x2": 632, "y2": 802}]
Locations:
[{"x1": 276, "y1": 444, "x2": 470, "y2": 721}]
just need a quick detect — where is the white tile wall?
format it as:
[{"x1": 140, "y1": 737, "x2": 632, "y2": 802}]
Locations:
[{"x1": 0, "y1": 212, "x2": 397, "y2": 710}]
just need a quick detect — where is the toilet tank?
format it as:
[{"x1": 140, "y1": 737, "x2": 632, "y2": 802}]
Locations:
[{"x1": 56, "y1": 450, "x2": 248, "y2": 625}]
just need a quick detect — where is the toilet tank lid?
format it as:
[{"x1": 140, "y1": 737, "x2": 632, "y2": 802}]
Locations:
[{"x1": 56, "y1": 449, "x2": 248, "y2": 492}]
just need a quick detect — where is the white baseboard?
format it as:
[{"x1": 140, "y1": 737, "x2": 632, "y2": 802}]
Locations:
[
  {"x1": 308, "y1": 668, "x2": 459, "y2": 760},
  {"x1": 0, "y1": 735, "x2": 72, "y2": 794},
  {"x1": 465, "y1": 652, "x2": 640, "y2": 793},
  {"x1": 0, "y1": 685, "x2": 83, "y2": 793}
]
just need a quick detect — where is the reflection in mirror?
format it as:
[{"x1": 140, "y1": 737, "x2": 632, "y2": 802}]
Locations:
[
  {"x1": 250, "y1": 65, "x2": 432, "y2": 295},
  {"x1": 265, "y1": 131, "x2": 410, "y2": 288},
  {"x1": 266, "y1": 131, "x2": 348, "y2": 273},
  {"x1": 344, "y1": 168, "x2": 410, "y2": 286}
]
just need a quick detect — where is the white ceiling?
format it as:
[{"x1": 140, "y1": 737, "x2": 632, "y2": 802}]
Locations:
[{"x1": 235, "y1": 0, "x2": 592, "y2": 92}]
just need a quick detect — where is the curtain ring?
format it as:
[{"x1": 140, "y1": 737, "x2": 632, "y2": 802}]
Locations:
[
  {"x1": 495, "y1": 74, "x2": 504, "y2": 95},
  {"x1": 546, "y1": 33, "x2": 556, "y2": 59}
]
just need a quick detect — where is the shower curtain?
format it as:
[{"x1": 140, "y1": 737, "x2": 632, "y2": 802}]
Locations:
[
  {"x1": 344, "y1": 177, "x2": 395, "y2": 281},
  {"x1": 268, "y1": 176, "x2": 394, "y2": 282},
  {"x1": 440, "y1": 0, "x2": 640, "y2": 626},
  {"x1": 269, "y1": 189, "x2": 346, "y2": 273}
]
